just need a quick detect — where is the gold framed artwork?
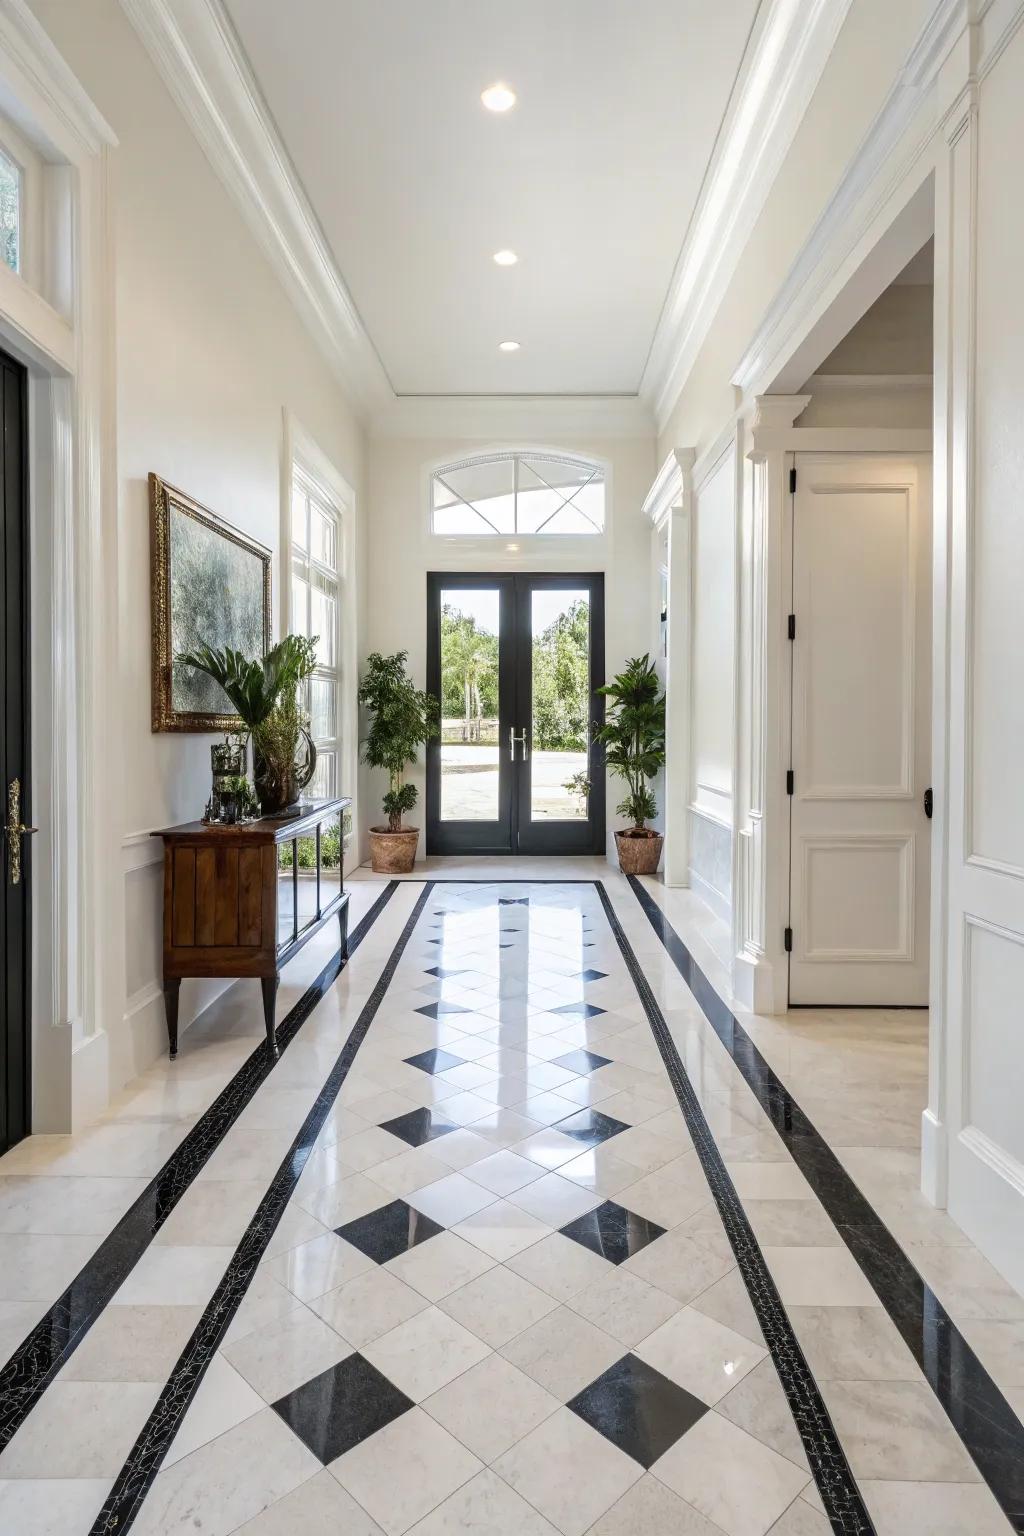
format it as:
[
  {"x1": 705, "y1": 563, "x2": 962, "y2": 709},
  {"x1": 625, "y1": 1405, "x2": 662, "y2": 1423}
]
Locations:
[{"x1": 150, "y1": 473, "x2": 272, "y2": 732}]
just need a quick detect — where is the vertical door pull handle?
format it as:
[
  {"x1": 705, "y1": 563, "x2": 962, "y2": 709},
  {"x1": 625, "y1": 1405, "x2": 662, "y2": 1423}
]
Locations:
[{"x1": 509, "y1": 729, "x2": 529, "y2": 761}]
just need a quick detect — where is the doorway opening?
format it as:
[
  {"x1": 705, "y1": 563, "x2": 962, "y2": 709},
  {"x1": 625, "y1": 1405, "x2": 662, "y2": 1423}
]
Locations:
[
  {"x1": 426, "y1": 572, "x2": 605, "y2": 856},
  {"x1": 785, "y1": 240, "x2": 934, "y2": 1007},
  {"x1": 0, "y1": 346, "x2": 31, "y2": 1153}
]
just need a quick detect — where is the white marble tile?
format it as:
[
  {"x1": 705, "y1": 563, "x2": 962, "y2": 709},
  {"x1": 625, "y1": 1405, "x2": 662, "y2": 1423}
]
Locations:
[
  {"x1": 263, "y1": 1230, "x2": 375, "y2": 1302},
  {"x1": 652, "y1": 1411, "x2": 810, "y2": 1536},
  {"x1": 63, "y1": 1302, "x2": 202, "y2": 1382},
  {"x1": 723, "y1": 1163, "x2": 813, "y2": 1202},
  {"x1": 0, "y1": 1478, "x2": 110, "y2": 1535},
  {"x1": 406, "y1": 1172, "x2": 497, "y2": 1226},
  {"x1": 495, "y1": 1407, "x2": 643, "y2": 1536},
  {"x1": 438, "y1": 1262, "x2": 559, "y2": 1347},
  {"x1": 330, "y1": 1407, "x2": 482, "y2": 1536},
  {"x1": 0, "y1": 1233, "x2": 99, "y2": 1302},
  {"x1": 501, "y1": 1304, "x2": 623, "y2": 1399},
  {"x1": 386, "y1": 1230, "x2": 496, "y2": 1301},
  {"x1": 164, "y1": 1354, "x2": 265, "y2": 1465},
  {"x1": 132, "y1": 1407, "x2": 320, "y2": 1536},
  {"x1": 637, "y1": 1307, "x2": 766, "y2": 1405},
  {"x1": 224, "y1": 1308, "x2": 350, "y2": 1402},
  {"x1": 859, "y1": 1479, "x2": 1013, "y2": 1536},
  {"x1": 760, "y1": 1246, "x2": 881, "y2": 1308},
  {"x1": 568, "y1": 1266, "x2": 682, "y2": 1346},
  {"x1": 452, "y1": 1201, "x2": 552, "y2": 1262},
  {"x1": 422, "y1": 1354, "x2": 559, "y2": 1463},
  {"x1": 463, "y1": 1149, "x2": 545, "y2": 1197},
  {"x1": 821, "y1": 1378, "x2": 983, "y2": 1482},
  {"x1": 0, "y1": 1380, "x2": 162, "y2": 1478},
  {"x1": 506, "y1": 1171, "x2": 603, "y2": 1226},
  {"x1": 363, "y1": 1306, "x2": 492, "y2": 1400},
  {"x1": 230, "y1": 1469, "x2": 385, "y2": 1535},
  {"x1": 310, "y1": 1265, "x2": 429, "y2": 1348},
  {"x1": 113, "y1": 1243, "x2": 234, "y2": 1306},
  {"x1": 588, "y1": 1474, "x2": 728, "y2": 1536}
]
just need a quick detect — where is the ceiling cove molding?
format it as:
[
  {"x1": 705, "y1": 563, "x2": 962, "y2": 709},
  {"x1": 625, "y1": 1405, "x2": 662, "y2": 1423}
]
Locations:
[
  {"x1": 640, "y1": 0, "x2": 855, "y2": 434},
  {"x1": 120, "y1": 0, "x2": 392, "y2": 417},
  {"x1": 731, "y1": 0, "x2": 966, "y2": 396},
  {"x1": 372, "y1": 393, "x2": 655, "y2": 441}
]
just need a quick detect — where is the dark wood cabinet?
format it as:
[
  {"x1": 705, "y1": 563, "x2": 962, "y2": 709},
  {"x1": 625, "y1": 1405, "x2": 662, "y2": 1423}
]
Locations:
[{"x1": 153, "y1": 797, "x2": 351, "y2": 1059}]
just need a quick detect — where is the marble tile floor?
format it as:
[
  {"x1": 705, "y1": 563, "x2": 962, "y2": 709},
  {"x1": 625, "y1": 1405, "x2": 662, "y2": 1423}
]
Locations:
[
  {"x1": 0, "y1": 868, "x2": 1017, "y2": 1535},
  {"x1": 636, "y1": 876, "x2": 1024, "y2": 1424}
]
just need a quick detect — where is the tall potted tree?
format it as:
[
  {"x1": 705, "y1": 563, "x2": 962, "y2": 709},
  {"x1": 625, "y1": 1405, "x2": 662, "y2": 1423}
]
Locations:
[
  {"x1": 595, "y1": 653, "x2": 666, "y2": 875},
  {"x1": 359, "y1": 651, "x2": 440, "y2": 873}
]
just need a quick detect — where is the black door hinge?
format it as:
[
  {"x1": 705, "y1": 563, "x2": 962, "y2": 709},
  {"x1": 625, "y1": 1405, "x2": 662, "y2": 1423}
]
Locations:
[
  {"x1": 787, "y1": 613, "x2": 796, "y2": 640},
  {"x1": 784, "y1": 926, "x2": 793, "y2": 953},
  {"x1": 789, "y1": 467, "x2": 797, "y2": 493},
  {"x1": 786, "y1": 769, "x2": 794, "y2": 795}
]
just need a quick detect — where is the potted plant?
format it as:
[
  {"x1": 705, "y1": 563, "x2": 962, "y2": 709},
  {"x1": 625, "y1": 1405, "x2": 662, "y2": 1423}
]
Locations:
[
  {"x1": 179, "y1": 635, "x2": 318, "y2": 815},
  {"x1": 595, "y1": 653, "x2": 666, "y2": 875},
  {"x1": 359, "y1": 651, "x2": 440, "y2": 873}
]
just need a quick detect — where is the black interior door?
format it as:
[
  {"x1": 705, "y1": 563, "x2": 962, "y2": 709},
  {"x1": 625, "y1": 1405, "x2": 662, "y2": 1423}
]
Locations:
[
  {"x1": 426, "y1": 572, "x2": 605, "y2": 856},
  {"x1": 0, "y1": 348, "x2": 30, "y2": 1154}
]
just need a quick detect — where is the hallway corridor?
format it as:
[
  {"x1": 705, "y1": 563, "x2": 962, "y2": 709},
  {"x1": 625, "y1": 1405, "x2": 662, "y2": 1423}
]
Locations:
[{"x1": 0, "y1": 874, "x2": 1017, "y2": 1535}]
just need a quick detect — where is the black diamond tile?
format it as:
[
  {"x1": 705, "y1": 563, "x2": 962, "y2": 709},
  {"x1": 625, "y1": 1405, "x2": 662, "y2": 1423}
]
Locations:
[
  {"x1": 560, "y1": 1200, "x2": 666, "y2": 1265},
  {"x1": 424, "y1": 967, "x2": 467, "y2": 979},
  {"x1": 568, "y1": 1353, "x2": 707, "y2": 1467},
  {"x1": 404, "y1": 1048, "x2": 467, "y2": 1075},
  {"x1": 272, "y1": 1353, "x2": 413, "y2": 1463},
  {"x1": 380, "y1": 1107, "x2": 460, "y2": 1147},
  {"x1": 551, "y1": 1001, "x2": 606, "y2": 1018},
  {"x1": 336, "y1": 1198, "x2": 445, "y2": 1263},
  {"x1": 415, "y1": 1001, "x2": 471, "y2": 1019},
  {"x1": 555, "y1": 1108, "x2": 630, "y2": 1147},
  {"x1": 575, "y1": 969, "x2": 608, "y2": 983},
  {"x1": 551, "y1": 1049, "x2": 612, "y2": 1075}
]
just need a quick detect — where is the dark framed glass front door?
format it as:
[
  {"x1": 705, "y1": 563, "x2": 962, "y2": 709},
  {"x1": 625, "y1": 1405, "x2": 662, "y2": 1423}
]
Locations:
[
  {"x1": 0, "y1": 347, "x2": 30, "y2": 1154},
  {"x1": 426, "y1": 572, "x2": 605, "y2": 856}
]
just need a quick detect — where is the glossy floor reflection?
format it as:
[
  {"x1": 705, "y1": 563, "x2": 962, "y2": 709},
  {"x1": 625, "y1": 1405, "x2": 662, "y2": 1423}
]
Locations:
[{"x1": 0, "y1": 876, "x2": 1017, "y2": 1536}]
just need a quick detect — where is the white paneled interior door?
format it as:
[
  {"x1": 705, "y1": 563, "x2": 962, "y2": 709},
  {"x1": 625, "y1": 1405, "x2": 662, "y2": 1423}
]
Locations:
[{"x1": 788, "y1": 455, "x2": 931, "y2": 1006}]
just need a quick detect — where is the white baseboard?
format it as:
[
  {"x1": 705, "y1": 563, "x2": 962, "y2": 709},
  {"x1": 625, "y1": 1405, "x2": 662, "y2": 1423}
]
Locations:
[{"x1": 920, "y1": 1107, "x2": 948, "y2": 1207}]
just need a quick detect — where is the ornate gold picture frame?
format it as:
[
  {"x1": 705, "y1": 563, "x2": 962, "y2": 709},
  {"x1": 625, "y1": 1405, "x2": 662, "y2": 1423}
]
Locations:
[{"x1": 150, "y1": 473, "x2": 272, "y2": 732}]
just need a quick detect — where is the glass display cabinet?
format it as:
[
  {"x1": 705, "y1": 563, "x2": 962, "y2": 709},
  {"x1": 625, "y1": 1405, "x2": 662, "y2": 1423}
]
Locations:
[{"x1": 153, "y1": 797, "x2": 350, "y2": 1059}]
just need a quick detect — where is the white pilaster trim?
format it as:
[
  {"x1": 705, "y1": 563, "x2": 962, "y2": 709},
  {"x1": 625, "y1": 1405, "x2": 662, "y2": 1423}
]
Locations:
[
  {"x1": 641, "y1": 0, "x2": 854, "y2": 431},
  {"x1": 657, "y1": 449, "x2": 696, "y2": 888},
  {"x1": 119, "y1": 0, "x2": 392, "y2": 416},
  {"x1": 732, "y1": 0, "x2": 968, "y2": 396}
]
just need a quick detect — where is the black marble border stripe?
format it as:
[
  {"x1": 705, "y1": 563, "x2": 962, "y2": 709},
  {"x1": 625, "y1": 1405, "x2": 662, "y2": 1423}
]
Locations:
[
  {"x1": 596, "y1": 882, "x2": 874, "y2": 1535},
  {"x1": 89, "y1": 881, "x2": 435, "y2": 1536},
  {"x1": 626, "y1": 874, "x2": 1024, "y2": 1533},
  {"x1": 0, "y1": 878, "x2": 400, "y2": 1452}
]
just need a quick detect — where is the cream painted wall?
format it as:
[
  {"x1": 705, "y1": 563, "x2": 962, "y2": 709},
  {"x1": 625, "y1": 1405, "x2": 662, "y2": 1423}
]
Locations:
[
  {"x1": 30, "y1": 0, "x2": 368, "y2": 1094},
  {"x1": 365, "y1": 433, "x2": 655, "y2": 857},
  {"x1": 689, "y1": 447, "x2": 736, "y2": 916}
]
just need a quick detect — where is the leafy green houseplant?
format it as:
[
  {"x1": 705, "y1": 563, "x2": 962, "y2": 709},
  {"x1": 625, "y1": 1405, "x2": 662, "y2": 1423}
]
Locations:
[
  {"x1": 595, "y1": 653, "x2": 666, "y2": 874},
  {"x1": 358, "y1": 651, "x2": 439, "y2": 872},
  {"x1": 178, "y1": 635, "x2": 318, "y2": 815}
]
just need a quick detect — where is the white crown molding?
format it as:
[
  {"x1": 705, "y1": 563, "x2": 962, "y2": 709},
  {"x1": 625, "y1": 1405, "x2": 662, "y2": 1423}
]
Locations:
[
  {"x1": 731, "y1": 0, "x2": 967, "y2": 396},
  {"x1": 642, "y1": 447, "x2": 695, "y2": 529},
  {"x1": 0, "y1": 0, "x2": 117, "y2": 154},
  {"x1": 640, "y1": 0, "x2": 854, "y2": 434},
  {"x1": 372, "y1": 393, "x2": 655, "y2": 441},
  {"x1": 120, "y1": 0, "x2": 392, "y2": 418}
]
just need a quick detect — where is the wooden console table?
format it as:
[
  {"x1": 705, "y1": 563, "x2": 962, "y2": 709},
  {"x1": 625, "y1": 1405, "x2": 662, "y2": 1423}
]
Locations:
[{"x1": 153, "y1": 796, "x2": 351, "y2": 1059}]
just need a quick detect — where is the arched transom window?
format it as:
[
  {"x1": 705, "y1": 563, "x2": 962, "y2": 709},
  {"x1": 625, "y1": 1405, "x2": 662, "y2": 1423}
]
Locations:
[{"x1": 431, "y1": 451, "x2": 605, "y2": 536}]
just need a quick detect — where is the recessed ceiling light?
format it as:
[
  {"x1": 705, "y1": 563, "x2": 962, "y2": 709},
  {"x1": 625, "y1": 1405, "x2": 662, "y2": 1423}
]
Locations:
[
  {"x1": 481, "y1": 82, "x2": 516, "y2": 113},
  {"x1": 499, "y1": 340, "x2": 520, "y2": 352},
  {"x1": 493, "y1": 249, "x2": 518, "y2": 266}
]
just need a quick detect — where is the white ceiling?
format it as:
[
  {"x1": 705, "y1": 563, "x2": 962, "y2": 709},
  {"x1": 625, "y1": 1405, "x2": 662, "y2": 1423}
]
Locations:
[{"x1": 224, "y1": 0, "x2": 761, "y2": 398}]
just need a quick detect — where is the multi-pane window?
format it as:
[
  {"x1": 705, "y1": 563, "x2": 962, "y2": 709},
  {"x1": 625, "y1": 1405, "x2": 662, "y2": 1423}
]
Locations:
[
  {"x1": 291, "y1": 471, "x2": 341, "y2": 799},
  {"x1": 0, "y1": 146, "x2": 21, "y2": 275},
  {"x1": 431, "y1": 452, "x2": 605, "y2": 536}
]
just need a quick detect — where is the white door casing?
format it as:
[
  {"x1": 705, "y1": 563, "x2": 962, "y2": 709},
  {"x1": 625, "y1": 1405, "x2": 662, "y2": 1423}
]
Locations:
[{"x1": 787, "y1": 454, "x2": 932, "y2": 1006}]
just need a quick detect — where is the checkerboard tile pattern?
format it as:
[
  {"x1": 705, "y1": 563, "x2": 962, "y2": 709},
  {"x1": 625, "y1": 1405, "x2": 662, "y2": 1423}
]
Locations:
[{"x1": 163, "y1": 883, "x2": 814, "y2": 1535}]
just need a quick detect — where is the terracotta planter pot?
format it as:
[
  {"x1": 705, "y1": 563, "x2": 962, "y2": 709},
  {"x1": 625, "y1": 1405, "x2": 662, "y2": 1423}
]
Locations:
[
  {"x1": 614, "y1": 828, "x2": 663, "y2": 876},
  {"x1": 368, "y1": 826, "x2": 420, "y2": 874}
]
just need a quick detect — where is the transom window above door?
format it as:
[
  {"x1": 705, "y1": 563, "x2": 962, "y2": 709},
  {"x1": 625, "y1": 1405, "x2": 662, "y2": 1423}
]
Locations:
[{"x1": 431, "y1": 452, "x2": 605, "y2": 537}]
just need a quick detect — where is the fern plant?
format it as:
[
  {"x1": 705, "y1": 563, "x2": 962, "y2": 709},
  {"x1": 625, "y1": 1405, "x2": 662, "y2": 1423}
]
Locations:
[
  {"x1": 594, "y1": 654, "x2": 666, "y2": 832},
  {"x1": 358, "y1": 651, "x2": 440, "y2": 832}
]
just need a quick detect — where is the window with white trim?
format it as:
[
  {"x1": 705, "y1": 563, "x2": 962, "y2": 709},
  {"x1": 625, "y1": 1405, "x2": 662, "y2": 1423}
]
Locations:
[
  {"x1": 431, "y1": 451, "x2": 605, "y2": 536},
  {"x1": 0, "y1": 145, "x2": 20, "y2": 275},
  {"x1": 290, "y1": 469, "x2": 341, "y2": 798}
]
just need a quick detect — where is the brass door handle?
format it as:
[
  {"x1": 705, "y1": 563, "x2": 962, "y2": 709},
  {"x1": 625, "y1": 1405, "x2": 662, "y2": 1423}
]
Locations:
[{"x1": 6, "y1": 778, "x2": 37, "y2": 886}]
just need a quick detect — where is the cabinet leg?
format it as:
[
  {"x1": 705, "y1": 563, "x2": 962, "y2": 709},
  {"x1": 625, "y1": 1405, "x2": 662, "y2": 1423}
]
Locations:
[
  {"x1": 163, "y1": 978, "x2": 182, "y2": 1060},
  {"x1": 261, "y1": 974, "x2": 280, "y2": 1059},
  {"x1": 339, "y1": 900, "x2": 350, "y2": 961}
]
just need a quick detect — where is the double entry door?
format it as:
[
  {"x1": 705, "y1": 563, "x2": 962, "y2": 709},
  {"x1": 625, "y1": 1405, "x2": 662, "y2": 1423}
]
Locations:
[{"x1": 426, "y1": 573, "x2": 605, "y2": 856}]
